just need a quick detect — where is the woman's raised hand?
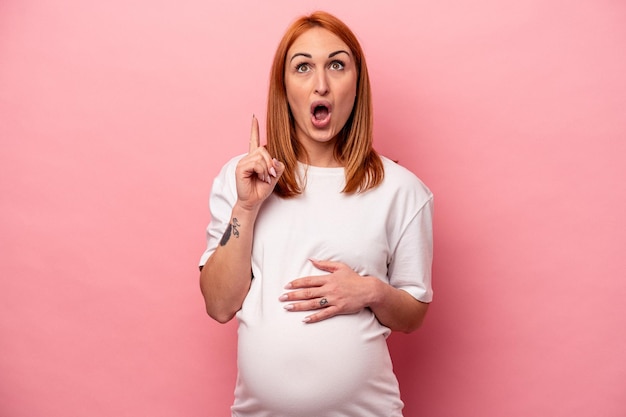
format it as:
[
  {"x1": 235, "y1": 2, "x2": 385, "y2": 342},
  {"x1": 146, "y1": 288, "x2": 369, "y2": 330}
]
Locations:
[{"x1": 234, "y1": 115, "x2": 284, "y2": 211}]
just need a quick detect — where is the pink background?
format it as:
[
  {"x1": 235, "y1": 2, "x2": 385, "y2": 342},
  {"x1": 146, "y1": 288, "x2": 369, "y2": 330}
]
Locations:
[{"x1": 1, "y1": 0, "x2": 625, "y2": 416}]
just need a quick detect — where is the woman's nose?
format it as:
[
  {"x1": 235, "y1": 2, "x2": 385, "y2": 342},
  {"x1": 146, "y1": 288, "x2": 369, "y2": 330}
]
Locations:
[{"x1": 314, "y1": 71, "x2": 329, "y2": 95}]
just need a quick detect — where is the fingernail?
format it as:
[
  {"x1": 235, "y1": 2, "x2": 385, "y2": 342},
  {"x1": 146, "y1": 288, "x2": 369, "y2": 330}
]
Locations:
[
  {"x1": 283, "y1": 304, "x2": 294, "y2": 310},
  {"x1": 284, "y1": 283, "x2": 292, "y2": 289},
  {"x1": 279, "y1": 294, "x2": 288, "y2": 301},
  {"x1": 269, "y1": 166, "x2": 277, "y2": 177},
  {"x1": 266, "y1": 175, "x2": 272, "y2": 184},
  {"x1": 302, "y1": 317, "x2": 311, "y2": 323}
]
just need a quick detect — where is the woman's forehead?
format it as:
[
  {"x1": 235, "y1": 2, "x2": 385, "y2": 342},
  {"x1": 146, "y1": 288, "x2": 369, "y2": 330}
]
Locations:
[{"x1": 287, "y1": 27, "x2": 351, "y2": 58}]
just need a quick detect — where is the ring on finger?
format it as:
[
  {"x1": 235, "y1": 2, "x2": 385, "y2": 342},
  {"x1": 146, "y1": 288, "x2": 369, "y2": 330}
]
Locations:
[{"x1": 319, "y1": 298, "x2": 328, "y2": 307}]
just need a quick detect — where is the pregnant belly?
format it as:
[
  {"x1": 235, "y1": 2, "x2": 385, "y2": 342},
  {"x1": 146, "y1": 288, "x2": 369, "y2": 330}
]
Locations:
[{"x1": 234, "y1": 310, "x2": 397, "y2": 416}]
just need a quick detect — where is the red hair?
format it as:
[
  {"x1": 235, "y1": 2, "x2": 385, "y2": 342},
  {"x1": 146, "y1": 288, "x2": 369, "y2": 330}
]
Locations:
[{"x1": 266, "y1": 11, "x2": 384, "y2": 197}]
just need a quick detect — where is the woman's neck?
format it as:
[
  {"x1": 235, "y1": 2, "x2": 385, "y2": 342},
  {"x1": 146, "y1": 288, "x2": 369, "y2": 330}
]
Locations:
[
  {"x1": 298, "y1": 138, "x2": 343, "y2": 168},
  {"x1": 303, "y1": 154, "x2": 342, "y2": 167}
]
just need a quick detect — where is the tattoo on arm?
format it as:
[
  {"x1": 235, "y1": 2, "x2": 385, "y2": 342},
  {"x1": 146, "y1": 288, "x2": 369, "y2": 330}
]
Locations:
[{"x1": 219, "y1": 218, "x2": 240, "y2": 246}]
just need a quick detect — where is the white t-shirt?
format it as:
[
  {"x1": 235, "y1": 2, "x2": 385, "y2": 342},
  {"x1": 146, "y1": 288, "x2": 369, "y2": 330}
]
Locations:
[{"x1": 200, "y1": 154, "x2": 433, "y2": 417}]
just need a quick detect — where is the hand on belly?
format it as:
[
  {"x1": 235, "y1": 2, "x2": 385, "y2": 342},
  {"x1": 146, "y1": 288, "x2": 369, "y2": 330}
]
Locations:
[{"x1": 279, "y1": 259, "x2": 378, "y2": 324}]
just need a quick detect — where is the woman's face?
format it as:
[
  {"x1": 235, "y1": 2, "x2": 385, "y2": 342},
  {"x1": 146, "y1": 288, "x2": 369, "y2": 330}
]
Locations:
[{"x1": 284, "y1": 27, "x2": 357, "y2": 156}]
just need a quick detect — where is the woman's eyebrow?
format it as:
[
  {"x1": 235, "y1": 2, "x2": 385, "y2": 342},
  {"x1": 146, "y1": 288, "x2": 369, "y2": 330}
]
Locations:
[
  {"x1": 329, "y1": 50, "x2": 350, "y2": 58},
  {"x1": 290, "y1": 52, "x2": 312, "y2": 62},
  {"x1": 289, "y1": 50, "x2": 351, "y2": 62}
]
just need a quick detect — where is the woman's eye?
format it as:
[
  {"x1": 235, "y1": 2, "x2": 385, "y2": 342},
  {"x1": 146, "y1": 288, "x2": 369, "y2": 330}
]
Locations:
[
  {"x1": 296, "y1": 63, "x2": 310, "y2": 73},
  {"x1": 330, "y1": 60, "x2": 345, "y2": 70}
]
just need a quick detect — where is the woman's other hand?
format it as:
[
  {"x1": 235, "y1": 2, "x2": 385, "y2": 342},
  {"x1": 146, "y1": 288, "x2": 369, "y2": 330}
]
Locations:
[
  {"x1": 279, "y1": 259, "x2": 377, "y2": 323},
  {"x1": 280, "y1": 259, "x2": 429, "y2": 332}
]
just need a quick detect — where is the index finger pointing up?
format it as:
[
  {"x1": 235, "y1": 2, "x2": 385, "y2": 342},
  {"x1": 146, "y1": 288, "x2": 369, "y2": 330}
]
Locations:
[{"x1": 249, "y1": 114, "x2": 260, "y2": 153}]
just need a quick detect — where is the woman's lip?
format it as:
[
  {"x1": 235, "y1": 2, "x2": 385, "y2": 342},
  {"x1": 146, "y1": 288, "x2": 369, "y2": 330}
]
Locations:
[{"x1": 311, "y1": 111, "x2": 331, "y2": 128}]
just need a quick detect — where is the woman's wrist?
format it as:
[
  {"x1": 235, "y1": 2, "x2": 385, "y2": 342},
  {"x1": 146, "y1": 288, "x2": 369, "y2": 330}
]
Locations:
[
  {"x1": 232, "y1": 200, "x2": 261, "y2": 218},
  {"x1": 365, "y1": 276, "x2": 387, "y2": 309}
]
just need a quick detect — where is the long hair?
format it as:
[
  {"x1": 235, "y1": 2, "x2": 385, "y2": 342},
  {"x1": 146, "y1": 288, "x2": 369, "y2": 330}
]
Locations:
[{"x1": 266, "y1": 11, "x2": 384, "y2": 197}]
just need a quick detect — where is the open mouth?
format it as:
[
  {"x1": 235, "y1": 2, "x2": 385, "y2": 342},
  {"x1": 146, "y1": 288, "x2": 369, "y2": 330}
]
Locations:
[
  {"x1": 310, "y1": 101, "x2": 332, "y2": 127},
  {"x1": 313, "y1": 104, "x2": 329, "y2": 120}
]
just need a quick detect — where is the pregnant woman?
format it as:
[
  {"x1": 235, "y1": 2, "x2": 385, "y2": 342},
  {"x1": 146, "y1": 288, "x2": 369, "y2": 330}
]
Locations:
[{"x1": 199, "y1": 11, "x2": 433, "y2": 417}]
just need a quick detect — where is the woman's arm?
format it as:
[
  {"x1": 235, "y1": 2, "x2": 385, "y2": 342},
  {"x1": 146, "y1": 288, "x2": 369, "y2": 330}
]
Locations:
[
  {"x1": 367, "y1": 278, "x2": 429, "y2": 333},
  {"x1": 279, "y1": 260, "x2": 429, "y2": 333},
  {"x1": 200, "y1": 116, "x2": 284, "y2": 323},
  {"x1": 200, "y1": 204, "x2": 259, "y2": 323}
]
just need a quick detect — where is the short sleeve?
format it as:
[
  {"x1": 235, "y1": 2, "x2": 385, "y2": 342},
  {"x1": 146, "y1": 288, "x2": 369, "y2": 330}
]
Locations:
[
  {"x1": 388, "y1": 195, "x2": 434, "y2": 303},
  {"x1": 198, "y1": 155, "x2": 242, "y2": 268}
]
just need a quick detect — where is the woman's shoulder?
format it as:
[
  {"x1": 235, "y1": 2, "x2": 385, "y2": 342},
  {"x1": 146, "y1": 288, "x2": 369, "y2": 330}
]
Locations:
[
  {"x1": 209, "y1": 153, "x2": 246, "y2": 198},
  {"x1": 215, "y1": 153, "x2": 246, "y2": 179},
  {"x1": 379, "y1": 155, "x2": 432, "y2": 199}
]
